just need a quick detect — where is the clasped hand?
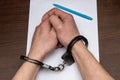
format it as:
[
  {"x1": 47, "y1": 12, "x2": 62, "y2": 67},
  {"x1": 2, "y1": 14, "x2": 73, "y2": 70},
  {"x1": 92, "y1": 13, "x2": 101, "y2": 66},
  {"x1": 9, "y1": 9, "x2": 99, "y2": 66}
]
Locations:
[{"x1": 28, "y1": 8, "x2": 79, "y2": 60}]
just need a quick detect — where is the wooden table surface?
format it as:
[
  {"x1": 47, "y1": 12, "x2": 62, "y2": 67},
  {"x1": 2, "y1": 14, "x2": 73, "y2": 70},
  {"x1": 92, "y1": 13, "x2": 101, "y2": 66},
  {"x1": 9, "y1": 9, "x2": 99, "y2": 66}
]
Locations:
[{"x1": 0, "y1": 0, "x2": 120, "y2": 80}]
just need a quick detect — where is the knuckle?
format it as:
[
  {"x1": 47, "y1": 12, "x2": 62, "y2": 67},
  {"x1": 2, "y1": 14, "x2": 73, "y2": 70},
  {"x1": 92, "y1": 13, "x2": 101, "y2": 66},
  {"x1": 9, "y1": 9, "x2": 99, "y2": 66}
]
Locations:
[
  {"x1": 35, "y1": 24, "x2": 42, "y2": 31},
  {"x1": 56, "y1": 25, "x2": 63, "y2": 31},
  {"x1": 39, "y1": 23, "x2": 44, "y2": 28},
  {"x1": 53, "y1": 8, "x2": 58, "y2": 11},
  {"x1": 64, "y1": 14, "x2": 73, "y2": 20},
  {"x1": 36, "y1": 25, "x2": 40, "y2": 30},
  {"x1": 35, "y1": 26, "x2": 40, "y2": 32},
  {"x1": 67, "y1": 14, "x2": 73, "y2": 19},
  {"x1": 49, "y1": 15, "x2": 54, "y2": 19},
  {"x1": 53, "y1": 8, "x2": 59, "y2": 12}
]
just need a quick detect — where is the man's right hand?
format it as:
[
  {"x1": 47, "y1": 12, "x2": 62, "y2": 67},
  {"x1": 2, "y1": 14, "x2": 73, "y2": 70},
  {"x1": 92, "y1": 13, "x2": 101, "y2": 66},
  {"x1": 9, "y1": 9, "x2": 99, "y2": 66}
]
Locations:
[{"x1": 42, "y1": 8, "x2": 80, "y2": 47}]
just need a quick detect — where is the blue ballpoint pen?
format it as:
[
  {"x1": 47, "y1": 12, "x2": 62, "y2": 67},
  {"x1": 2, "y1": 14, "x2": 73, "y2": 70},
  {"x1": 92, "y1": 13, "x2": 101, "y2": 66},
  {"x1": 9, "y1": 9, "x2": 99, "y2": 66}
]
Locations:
[{"x1": 53, "y1": 4, "x2": 93, "y2": 20}]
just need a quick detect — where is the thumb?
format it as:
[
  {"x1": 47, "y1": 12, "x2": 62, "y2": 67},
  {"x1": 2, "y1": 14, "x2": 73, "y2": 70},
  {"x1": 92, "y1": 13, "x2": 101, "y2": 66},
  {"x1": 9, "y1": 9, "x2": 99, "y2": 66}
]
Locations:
[{"x1": 49, "y1": 15, "x2": 63, "y2": 32}]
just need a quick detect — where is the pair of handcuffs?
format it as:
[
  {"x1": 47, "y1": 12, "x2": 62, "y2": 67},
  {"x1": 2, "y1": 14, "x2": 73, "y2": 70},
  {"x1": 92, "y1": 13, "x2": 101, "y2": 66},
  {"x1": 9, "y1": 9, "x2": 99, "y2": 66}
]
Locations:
[{"x1": 20, "y1": 35, "x2": 88, "y2": 72}]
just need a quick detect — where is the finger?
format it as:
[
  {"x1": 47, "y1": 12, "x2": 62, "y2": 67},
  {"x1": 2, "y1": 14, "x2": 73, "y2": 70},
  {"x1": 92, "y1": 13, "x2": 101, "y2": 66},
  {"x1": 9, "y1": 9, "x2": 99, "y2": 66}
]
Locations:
[
  {"x1": 49, "y1": 15, "x2": 63, "y2": 31},
  {"x1": 42, "y1": 8, "x2": 69, "y2": 22},
  {"x1": 40, "y1": 19, "x2": 51, "y2": 32},
  {"x1": 42, "y1": 8, "x2": 56, "y2": 21},
  {"x1": 50, "y1": 27, "x2": 56, "y2": 35},
  {"x1": 51, "y1": 28, "x2": 63, "y2": 48}
]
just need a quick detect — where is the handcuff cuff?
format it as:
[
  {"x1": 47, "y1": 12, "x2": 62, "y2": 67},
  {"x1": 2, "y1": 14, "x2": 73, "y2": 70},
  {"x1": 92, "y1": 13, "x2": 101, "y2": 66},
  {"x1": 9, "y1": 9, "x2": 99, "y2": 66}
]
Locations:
[{"x1": 20, "y1": 35, "x2": 88, "y2": 72}]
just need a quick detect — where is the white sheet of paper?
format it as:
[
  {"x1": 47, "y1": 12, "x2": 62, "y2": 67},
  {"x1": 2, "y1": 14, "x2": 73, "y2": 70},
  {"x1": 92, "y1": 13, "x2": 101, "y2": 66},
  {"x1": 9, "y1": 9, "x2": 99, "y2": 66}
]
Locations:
[{"x1": 26, "y1": 0, "x2": 99, "y2": 80}]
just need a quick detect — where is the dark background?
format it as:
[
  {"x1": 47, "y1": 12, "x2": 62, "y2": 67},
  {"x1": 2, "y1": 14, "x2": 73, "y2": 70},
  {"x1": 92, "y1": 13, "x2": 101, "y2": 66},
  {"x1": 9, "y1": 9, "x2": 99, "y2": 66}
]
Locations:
[{"x1": 0, "y1": 0, "x2": 120, "y2": 80}]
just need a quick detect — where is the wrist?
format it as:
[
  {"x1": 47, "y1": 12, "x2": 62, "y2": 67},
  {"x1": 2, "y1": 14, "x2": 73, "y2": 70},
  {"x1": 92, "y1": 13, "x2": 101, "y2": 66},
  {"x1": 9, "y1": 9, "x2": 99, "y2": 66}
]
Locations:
[
  {"x1": 23, "y1": 61, "x2": 40, "y2": 68},
  {"x1": 62, "y1": 35, "x2": 88, "y2": 65},
  {"x1": 28, "y1": 51, "x2": 46, "y2": 61},
  {"x1": 72, "y1": 40, "x2": 87, "y2": 55}
]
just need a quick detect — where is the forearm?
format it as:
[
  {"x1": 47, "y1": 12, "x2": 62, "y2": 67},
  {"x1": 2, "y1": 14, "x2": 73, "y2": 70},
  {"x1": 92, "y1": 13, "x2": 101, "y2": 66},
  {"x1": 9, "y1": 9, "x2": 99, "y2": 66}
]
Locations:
[
  {"x1": 12, "y1": 62, "x2": 40, "y2": 80},
  {"x1": 72, "y1": 41, "x2": 114, "y2": 80},
  {"x1": 12, "y1": 53, "x2": 44, "y2": 80}
]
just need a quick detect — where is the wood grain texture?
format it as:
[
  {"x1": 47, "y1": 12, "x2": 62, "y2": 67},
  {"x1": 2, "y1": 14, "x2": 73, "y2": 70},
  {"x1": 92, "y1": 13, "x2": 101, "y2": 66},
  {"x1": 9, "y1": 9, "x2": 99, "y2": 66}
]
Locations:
[
  {"x1": 98, "y1": 0, "x2": 120, "y2": 79},
  {"x1": 0, "y1": 0, "x2": 29, "y2": 80},
  {"x1": 0, "y1": 0, "x2": 120, "y2": 80}
]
